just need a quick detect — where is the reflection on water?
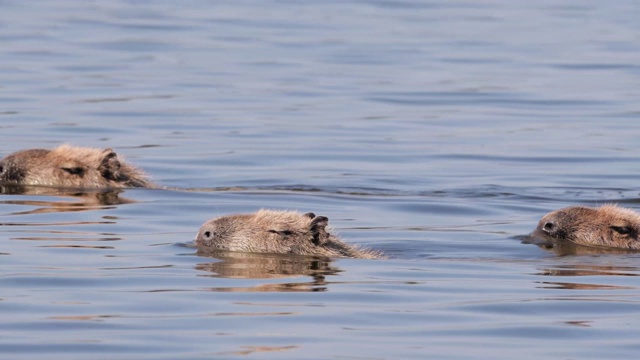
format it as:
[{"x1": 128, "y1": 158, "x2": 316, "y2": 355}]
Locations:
[
  {"x1": 0, "y1": 185, "x2": 133, "y2": 215},
  {"x1": 532, "y1": 247, "x2": 640, "y2": 290},
  {"x1": 520, "y1": 233, "x2": 640, "y2": 256},
  {"x1": 0, "y1": 186, "x2": 129, "y2": 250},
  {"x1": 204, "y1": 280, "x2": 329, "y2": 293},
  {"x1": 215, "y1": 345, "x2": 299, "y2": 357},
  {"x1": 537, "y1": 281, "x2": 634, "y2": 290},
  {"x1": 196, "y1": 250, "x2": 339, "y2": 283},
  {"x1": 537, "y1": 264, "x2": 639, "y2": 277}
]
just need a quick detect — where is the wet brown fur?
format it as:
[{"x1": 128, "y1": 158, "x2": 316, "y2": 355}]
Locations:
[
  {"x1": 533, "y1": 204, "x2": 640, "y2": 250},
  {"x1": 195, "y1": 209, "x2": 384, "y2": 259},
  {"x1": 0, "y1": 145, "x2": 150, "y2": 188}
]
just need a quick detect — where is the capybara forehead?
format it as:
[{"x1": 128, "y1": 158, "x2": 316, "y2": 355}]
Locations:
[
  {"x1": 554, "y1": 205, "x2": 640, "y2": 226},
  {"x1": 12, "y1": 149, "x2": 50, "y2": 159},
  {"x1": 596, "y1": 205, "x2": 640, "y2": 225},
  {"x1": 6, "y1": 146, "x2": 103, "y2": 167},
  {"x1": 48, "y1": 145, "x2": 110, "y2": 166},
  {"x1": 254, "y1": 209, "x2": 313, "y2": 227}
]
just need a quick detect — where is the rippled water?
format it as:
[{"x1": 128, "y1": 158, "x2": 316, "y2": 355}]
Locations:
[{"x1": 2, "y1": 1, "x2": 640, "y2": 359}]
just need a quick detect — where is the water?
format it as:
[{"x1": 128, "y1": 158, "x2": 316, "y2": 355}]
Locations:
[{"x1": 2, "y1": 0, "x2": 640, "y2": 359}]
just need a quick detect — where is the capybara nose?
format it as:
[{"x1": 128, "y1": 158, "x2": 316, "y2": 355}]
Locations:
[{"x1": 542, "y1": 221, "x2": 556, "y2": 235}]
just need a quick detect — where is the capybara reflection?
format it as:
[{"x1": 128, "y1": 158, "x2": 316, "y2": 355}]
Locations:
[
  {"x1": 533, "y1": 204, "x2": 640, "y2": 250},
  {"x1": 0, "y1": 145, "x2": 150, "y2": 188},
  {"x1": 195, "y1": 210, "x2": 384, "y2": 259},
  {"x1": 195, "y1": 251, "x2": 340, "y2": 280}
]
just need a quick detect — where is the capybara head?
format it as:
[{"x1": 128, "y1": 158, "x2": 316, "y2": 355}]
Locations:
[
  {"x1": 533, "y1": 204, "x2": 640, "y2": 250},
  {"x1": 195, "y1": 209, "x2": 383, "y2": 259},
  {"x1": 0, "y1": 145, "x2": 150, "y2": 189}
]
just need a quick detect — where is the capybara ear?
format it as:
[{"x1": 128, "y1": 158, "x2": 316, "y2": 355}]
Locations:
[
  {"x1": 99, "y1": 149, "x2": 121, "y2": 180},
  {"x1": 303, "y1": 212, "x2": 316, "y2": 219},
  {"x1": 309, "y1": 215, "x2": 329, "y2": 246}
]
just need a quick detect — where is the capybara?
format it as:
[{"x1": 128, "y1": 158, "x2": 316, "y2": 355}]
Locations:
[
  {"x1": 0, "y1": 145, "x2": 150, "y2": 188},
  {"x1": 533, "y1": 204, "x2": 640, "y2": 250},
  {"x1": 195, "y1": 209, "x2": 384, "y2": 259}
]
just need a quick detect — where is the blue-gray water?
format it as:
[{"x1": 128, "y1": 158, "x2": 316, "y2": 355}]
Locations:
[{"x1": 2, "y1": 1, "x2": 640, "y2": 359}]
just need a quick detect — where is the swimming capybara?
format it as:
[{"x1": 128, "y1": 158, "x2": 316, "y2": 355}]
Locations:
[
  {"x1": 0, "y1": 145, "x2": 150, "y2": 188},
  {"x1": 195, "y1": 209, "x2": 384, "y2": 259},
  {"x1": 533, "y1": 204, "x2": 640, "y2": 250}
]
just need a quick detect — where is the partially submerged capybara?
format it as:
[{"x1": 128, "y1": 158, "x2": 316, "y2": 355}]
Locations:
[
  {"x1": 195, "y1": 209, "x2": 384, "y2": 259},
  {"x1": 533, "y1": 204, "x2": 640, "y2": 250},
  {"x1": 0, "y1": 145, "x2": 150, "y2": 188}
]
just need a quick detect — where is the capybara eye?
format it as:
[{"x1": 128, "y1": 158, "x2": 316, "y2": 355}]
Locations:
[
  {"x1": 543, "y1": 222, "x2": 555, "y2": 232},
  {"x1": 269, "y1": 229, "x2": 293, "y2": 236},
  {"x1": 62, "y1": 167, "x2": 85, "y2": 176},
  {"x1": 203, "y1": 231, "x2": 213, "y2": 239},
  {"x1": 611, "y1": 226, "x2": 632, "y2": 235}
]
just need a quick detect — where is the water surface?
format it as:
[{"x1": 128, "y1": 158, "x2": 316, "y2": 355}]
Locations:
[{"x1": 2, "y1": 0, "x2": 640, "y2": 359}]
